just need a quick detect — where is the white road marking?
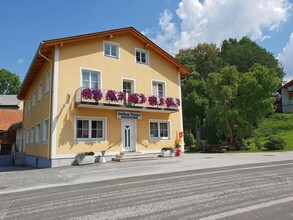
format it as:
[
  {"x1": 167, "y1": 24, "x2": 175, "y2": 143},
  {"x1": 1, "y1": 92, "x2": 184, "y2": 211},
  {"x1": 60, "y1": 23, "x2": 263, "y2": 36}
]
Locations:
[{"x1": 199, "y1": 197, "x2": 293, "y2": 220}]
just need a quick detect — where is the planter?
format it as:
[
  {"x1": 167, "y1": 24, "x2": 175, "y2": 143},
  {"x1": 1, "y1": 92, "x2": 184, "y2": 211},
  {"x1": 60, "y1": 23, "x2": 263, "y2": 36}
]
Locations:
[
  {"x1": 161, "y1": 150, "x2": 175, "y2": 157},
  {"x1": 77, "y1": 155, "x2": 96, "y2": 165}
]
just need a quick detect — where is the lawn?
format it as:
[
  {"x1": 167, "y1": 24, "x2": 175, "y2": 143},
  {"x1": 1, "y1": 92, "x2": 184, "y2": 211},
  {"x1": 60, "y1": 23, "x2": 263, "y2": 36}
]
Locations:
[{"x1": 246, "y1": 113, "x2": 293, "y2": 151}]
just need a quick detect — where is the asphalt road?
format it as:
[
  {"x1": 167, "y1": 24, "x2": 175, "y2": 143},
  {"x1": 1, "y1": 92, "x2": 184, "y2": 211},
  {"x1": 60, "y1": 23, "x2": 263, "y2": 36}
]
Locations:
[{"x1": 1, "y1": 160, "x2": 293, "y2": 220}]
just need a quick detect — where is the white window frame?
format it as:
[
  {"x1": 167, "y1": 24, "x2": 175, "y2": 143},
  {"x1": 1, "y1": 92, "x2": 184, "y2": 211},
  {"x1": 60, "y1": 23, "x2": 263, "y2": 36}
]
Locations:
[
  {"x1": 149, "y1": 120, "x2": 171, "y2": 141},
  {"x1": 103, "y1": 41, "x2": 120, "y2": 59},
  {"x1": 37, "y1": 81, "x2": 42, "y2": 102},
  {"x1": 35, "y1": 123, "x2": 41, "y2": 143},
  {"x1": 43, "y1": 118, "x2": 49, "y2": 143},
  {"x1": 122, "y1": 78, "x2": 136, "y2": 93},
  {"x1": 135, "y1": 48, "x2": 149, "y2": 65},
  {"x1": 24, "y1": 101, "x2": 27, "y2": 114},
  {"x1": 32, "y1": 90, "x2": 36, "y2": 108},
  {"x1": 80, "y1": 68, "x2": 102, "y2": 89},
  {"x1": 30, "y1": 126, "x2": 34, "y2": 144},
  {"x1": 74, "y1": 116, "x2": 107, "y2": 142},
  {"x1": 45, "y1": 71, "x2": 50, "y2": 95},
  {"x1": 152, "y1": 80, "x2": 166, "y2": 97},
  {"x1": 27, "y1": 97, "x2": 31, "y2": 112},
  {"x1": 25, "y1": 129, "x2": 29, "y2": 144}
]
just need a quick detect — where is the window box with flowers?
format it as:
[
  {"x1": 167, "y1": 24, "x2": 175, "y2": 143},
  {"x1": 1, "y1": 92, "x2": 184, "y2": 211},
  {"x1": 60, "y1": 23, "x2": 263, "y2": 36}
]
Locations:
[
  {"x1": 92, "y1": 89, "x2": 103, "y2": 102},
  {"x1": 166, "y1": 97, "x2": 181, "y2": 108},
  {"x1": 148, "y1": 95, "x2": 165, "y2": 106},
  {"x1": 128, "y1": 93, "x2": 147, "y2": 105},
  {"x1": 105, "y1": 90, "x2": 126, "y2": 102},
  {"x1": 81, "y1": 88, "x2": 92, "y2": 100}
]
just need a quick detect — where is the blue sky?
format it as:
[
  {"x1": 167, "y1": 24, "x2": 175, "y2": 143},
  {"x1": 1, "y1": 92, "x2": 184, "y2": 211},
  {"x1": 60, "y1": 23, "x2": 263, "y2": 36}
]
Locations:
[{"x1": 1, "y1": 0, "x2": 293, "y2": 81}]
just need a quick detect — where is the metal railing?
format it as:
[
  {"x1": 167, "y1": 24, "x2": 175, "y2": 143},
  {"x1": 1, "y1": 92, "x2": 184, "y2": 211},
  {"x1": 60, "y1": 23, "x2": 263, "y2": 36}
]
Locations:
[{"x1": 75, "y1": 87, "x2": 180, "y2": 110}]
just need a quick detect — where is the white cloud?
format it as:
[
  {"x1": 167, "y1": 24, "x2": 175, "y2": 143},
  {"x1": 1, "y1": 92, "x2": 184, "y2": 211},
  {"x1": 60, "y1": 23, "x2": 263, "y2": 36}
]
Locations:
[
  {"x1": 151, "y1": 0, "x2": 292, "y2": 55},
  {"x1": 278, "y1": 33, "x2": 293, "y2": 81},
  {"x1": 17, "y1": 58, "x2": 24, "y2": 64}
]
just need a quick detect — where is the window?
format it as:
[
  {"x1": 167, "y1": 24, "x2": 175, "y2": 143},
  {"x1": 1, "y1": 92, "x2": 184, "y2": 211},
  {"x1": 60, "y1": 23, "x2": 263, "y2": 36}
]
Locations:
[
  {"x1": 152, "y1": 81, "x2": 166, "y2": 97},
  {"x1": 104, "y1": 41, "x2": 119, "y2": 58},
  {"x1": 27, "y1": 97, "x2": 31, "y2": 112},
  {"x1": 123, "y1": 79, "x2": 134, "y2": 94},
  {"x1": 45, "y1": 71, "x2": 50, "y2": 95},
  {"x1": 82, "y1": 70, "x2": 100, "y2": 89},
  {"x1": 24, "y1": 101, "x2": 27, "y2": 114},
  {"x1": 75, "y1": 117, "x2": 106, "y2": 141},
  {"x1": 35, "y1": 123, "x2": 41, "y2": 143},
  {"x1": 149, "y1": 121, "x2": 170, "y2": 140},
  {"x1": 135, "y1": 48, "x2": 149, "y2": 64},
  {"x1": 32, "y1": 91, "x2": 36, "y2": 108},
  {"x1": 38, "y1": 82, "x2": 42, "y2": 102},
  {"x1": 30, "y1": 126, "x2": 34, "y2": 144},
  {"x1": 25, "y1": 129, "x2": 29, "y2": 144},
  {"x1": 43, "y1": 119, "x2": 49, "y2": 142}
]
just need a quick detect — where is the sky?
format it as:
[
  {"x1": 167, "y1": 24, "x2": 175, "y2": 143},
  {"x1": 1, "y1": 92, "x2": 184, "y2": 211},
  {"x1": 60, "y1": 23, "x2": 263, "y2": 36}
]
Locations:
[{"x1": 1, "y1": 0, "x2": 293, "y2": 82}]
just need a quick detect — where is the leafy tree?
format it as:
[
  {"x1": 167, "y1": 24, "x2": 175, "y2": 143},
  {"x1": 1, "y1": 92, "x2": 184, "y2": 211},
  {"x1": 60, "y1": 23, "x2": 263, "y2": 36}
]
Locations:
[
  {"x1": 177, "y1": 43, "x2": 224, "y2": 145},
  {"x1": 207, "y1": 64, "x2": 280, "y2": 147},
  {"x1": 0, "y1": 68, "x2": 21, "y2": 95},
  {"x1": 176, "y1": 38, "x2": 283, "y2": 147},
  {"x1": 221, "y1": 37, "x2": 284, "y2": 79},
  {"x1": 176, "y1": 43, "x2": 224, "y2": 79}
]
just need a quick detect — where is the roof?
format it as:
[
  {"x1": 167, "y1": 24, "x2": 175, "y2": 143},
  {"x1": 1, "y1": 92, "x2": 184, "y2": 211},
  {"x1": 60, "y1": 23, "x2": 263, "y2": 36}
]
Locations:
[
  {"x1": 277, "y1": 79, "x2": 293, "y2": 92},
  {"x1": 18, "y1": 27, "x2": 191, "y2": 100},
  {"x1": 0, "y1": 95, "x2": 20, "y2": 106},
  {"x1": 0, "y1": 110, "x2": 23, "y2": 131}
]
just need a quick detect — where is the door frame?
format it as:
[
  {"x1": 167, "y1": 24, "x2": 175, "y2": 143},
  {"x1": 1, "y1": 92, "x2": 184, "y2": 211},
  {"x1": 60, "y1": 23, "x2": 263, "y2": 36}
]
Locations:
[{"x1": 121, "y1": 119, "x2": 137, "y2": 152}]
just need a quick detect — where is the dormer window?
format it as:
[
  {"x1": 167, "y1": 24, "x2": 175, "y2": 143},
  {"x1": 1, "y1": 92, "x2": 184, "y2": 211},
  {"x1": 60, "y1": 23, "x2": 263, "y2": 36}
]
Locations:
[
  {"x1": 135, "y1": 48, "x2": 149, "y2": 65},
  {"x1": 104, "y1": 41, "x2": 119, "y2": 59}
]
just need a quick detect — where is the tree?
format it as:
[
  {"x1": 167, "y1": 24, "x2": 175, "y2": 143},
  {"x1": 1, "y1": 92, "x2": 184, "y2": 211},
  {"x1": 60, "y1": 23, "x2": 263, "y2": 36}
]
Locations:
[
  {"x1": 176, "y1": 43, "x2": 224, "y2": 79},
  {"x1": 176, "y1": 43, "x2": 224, "y2": 145},
  {"x1": 176, "y1": 37, "x2": 283, "y2": 146},
  {"x1": 207, "y1": 64, "x2": 280, "y2": 147},
  {"x1": 0, "y1": 68, "x2": 21, "y2": 95},
  {"x1": 221, "y1": 37, "x2": 285, "y2": 79}
]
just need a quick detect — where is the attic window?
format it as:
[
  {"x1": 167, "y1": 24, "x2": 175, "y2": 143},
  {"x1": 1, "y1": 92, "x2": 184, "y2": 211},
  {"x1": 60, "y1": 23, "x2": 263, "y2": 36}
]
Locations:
[
  {"x1": 135, "y1": 48, "x2": 149, "y2": 65},
  {"x1": 104, "y1": 41, "x2": 119, "y2": 59}
]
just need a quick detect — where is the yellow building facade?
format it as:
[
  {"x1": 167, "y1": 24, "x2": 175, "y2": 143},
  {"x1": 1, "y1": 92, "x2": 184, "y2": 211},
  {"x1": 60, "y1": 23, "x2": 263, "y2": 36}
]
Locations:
[{"x1": 18, "y1": 27, "x2": 191, "y2": 167}]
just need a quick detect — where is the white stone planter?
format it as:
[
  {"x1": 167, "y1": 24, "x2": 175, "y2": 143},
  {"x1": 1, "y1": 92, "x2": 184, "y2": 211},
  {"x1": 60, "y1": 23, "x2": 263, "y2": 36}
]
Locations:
[
  {"x1": 161, "y1": 150, "x2": 175, "y2": 157},
  {"x1": 77, "y1": 155, "x2": 96, "y2": 165}
]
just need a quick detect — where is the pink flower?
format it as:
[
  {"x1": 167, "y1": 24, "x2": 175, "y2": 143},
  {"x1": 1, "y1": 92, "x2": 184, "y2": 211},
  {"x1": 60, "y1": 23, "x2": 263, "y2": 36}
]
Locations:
[
  {"x1": 82, "y1": 88, "x2": 92, "y2": 99},
  {"x1": 92, "y1": 89, "x2": 103, "y2": 102}
]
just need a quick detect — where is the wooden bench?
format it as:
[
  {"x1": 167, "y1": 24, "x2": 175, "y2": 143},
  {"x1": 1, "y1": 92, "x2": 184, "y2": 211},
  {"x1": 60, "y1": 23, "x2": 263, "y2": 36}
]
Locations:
[{"x1": 203, "y1": 144, "x2": 228, "y2": 153}]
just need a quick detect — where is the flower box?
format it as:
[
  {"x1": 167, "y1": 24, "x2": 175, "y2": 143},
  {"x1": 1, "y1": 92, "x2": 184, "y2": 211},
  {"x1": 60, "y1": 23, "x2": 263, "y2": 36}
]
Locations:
[
  {"x1": 161, "y1": 148, "x2": 175, "y2": 157},
  {"x1": 76, "y1": 152, "x2": 96, "y2": 165}
]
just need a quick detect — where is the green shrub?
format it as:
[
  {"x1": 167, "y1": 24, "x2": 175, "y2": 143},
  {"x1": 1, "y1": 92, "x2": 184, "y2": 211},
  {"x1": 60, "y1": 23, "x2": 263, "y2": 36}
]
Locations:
[
  {"x1": 85, "y1": 151, "x2": 95, "y2": 156},
  {"x1": 184, "y1": 132, "x2": 195, "y2": 147},
  {"x1": 76, "y1": 151, "x2": 95, "y2": 159},
  {"x1": 263, "y1": 135, "x2": 286, "y2": 150},
  {"x1": 161, "y1": 147, "x2": 174, "y2": 152},
  {"x1": 255, "y1": 140, "x2": 263, "y2": 150}
]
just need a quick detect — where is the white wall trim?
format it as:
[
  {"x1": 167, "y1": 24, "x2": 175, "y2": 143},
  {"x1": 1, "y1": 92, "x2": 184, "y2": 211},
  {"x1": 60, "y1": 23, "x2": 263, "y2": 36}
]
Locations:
[
  {"x1": 178, "y1": 71, "x2": 184, "y2": 151},
  {"x1": 51, "y1": 46, "x2": 59, "y2": 159}
]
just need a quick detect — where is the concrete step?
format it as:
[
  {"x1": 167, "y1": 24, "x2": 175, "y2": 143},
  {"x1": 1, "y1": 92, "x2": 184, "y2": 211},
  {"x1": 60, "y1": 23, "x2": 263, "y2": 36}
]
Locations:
[{"x1": 14, "y1": 152, "x2": 26, "y2": 165}]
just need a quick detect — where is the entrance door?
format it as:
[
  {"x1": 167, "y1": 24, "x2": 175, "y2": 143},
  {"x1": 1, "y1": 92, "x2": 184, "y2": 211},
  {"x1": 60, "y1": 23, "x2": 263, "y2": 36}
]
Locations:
[{"x1": 122, "y1": 120, "x2": 136, "y2": 152}]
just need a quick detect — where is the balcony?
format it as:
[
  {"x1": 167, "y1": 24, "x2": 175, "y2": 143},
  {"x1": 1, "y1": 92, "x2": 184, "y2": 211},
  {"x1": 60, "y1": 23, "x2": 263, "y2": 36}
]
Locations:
[{"x1": 75, "y1": 87, "x2": 180, "y2": 113}]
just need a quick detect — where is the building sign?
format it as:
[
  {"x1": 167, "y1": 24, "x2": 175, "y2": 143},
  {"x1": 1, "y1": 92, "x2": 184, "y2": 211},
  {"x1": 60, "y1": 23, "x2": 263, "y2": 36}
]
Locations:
[{"x1": 117, "y1": 111, "x2": 142, "y2": 120}]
